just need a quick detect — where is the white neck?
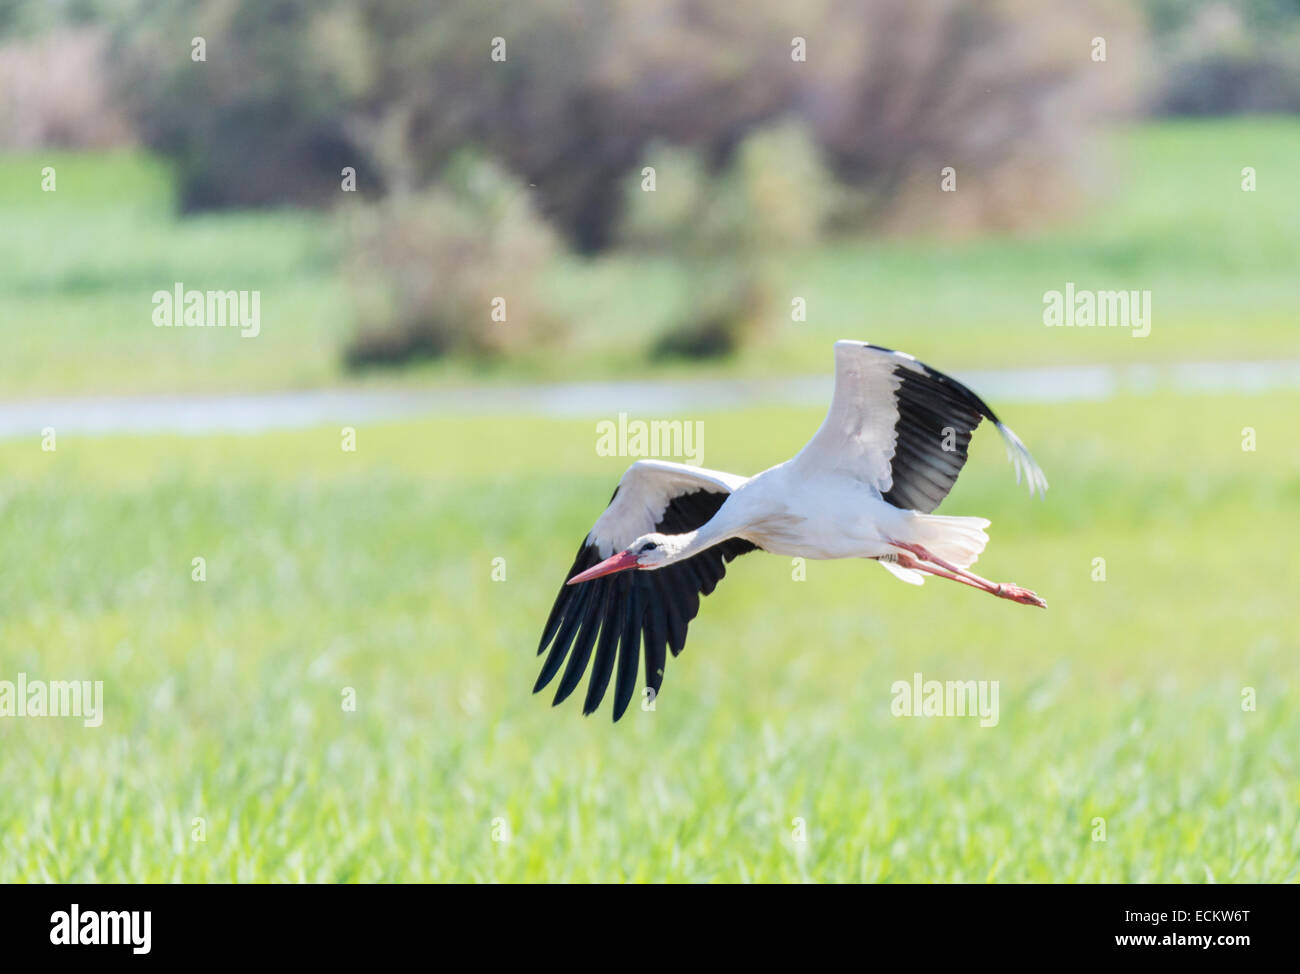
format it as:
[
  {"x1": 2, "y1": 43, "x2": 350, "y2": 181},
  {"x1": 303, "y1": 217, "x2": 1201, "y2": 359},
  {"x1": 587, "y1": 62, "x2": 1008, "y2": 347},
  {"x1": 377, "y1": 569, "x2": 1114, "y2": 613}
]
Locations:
[{"x1": 662, "y1": 509, "x2": 746, "y2": 565}]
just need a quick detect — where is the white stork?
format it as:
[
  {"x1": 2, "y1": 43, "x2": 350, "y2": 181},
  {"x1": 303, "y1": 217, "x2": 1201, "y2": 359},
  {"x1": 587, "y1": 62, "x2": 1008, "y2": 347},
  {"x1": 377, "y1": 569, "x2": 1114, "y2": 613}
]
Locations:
[{"x1": 535, "y1": 340, "x2": 1049, "y2": 720}]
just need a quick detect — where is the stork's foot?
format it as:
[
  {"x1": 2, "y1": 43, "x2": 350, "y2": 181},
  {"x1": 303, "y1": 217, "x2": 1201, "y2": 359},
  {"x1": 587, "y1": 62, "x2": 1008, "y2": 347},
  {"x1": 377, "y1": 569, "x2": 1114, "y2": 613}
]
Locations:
[{"x1": 992, "y1": 583, "x2": 1047, "y2": 609}]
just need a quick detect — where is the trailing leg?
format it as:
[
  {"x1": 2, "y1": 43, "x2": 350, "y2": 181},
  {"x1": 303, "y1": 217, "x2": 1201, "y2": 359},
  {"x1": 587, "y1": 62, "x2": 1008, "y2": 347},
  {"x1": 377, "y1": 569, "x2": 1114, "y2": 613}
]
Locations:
[{"x1": 890, "y1": 545, "x2": 1046, "y2": 608}]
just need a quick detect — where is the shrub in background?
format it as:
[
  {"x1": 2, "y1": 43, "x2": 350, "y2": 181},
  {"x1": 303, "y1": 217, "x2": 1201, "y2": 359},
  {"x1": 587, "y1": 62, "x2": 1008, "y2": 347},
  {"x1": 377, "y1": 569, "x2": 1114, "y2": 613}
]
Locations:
[{"x1": 340, "y1": 157, "x2": 561, "y2": 367}]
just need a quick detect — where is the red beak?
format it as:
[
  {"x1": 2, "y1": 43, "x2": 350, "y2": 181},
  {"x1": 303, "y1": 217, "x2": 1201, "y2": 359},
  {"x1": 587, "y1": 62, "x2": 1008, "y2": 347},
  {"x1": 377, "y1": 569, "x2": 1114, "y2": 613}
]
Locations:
[{"x1": 566, "y1": 550, "x2": 640, "y2": 585}]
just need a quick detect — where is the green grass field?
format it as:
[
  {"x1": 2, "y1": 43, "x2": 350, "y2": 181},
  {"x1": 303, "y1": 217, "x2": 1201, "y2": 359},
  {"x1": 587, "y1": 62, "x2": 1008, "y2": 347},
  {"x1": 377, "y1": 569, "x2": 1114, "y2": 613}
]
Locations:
[
  {"x1": 1, "y1": 117, "x2": 1298, "y2": 398},
  {"x1": 1, "y1": 390, "x2": 1297, "y2": 881}
]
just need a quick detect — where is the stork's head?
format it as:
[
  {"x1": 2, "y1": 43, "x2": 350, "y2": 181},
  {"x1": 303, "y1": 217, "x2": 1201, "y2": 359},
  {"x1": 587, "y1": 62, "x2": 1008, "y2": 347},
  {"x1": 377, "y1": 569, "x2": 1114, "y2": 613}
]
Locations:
[{"x1": 566, "y1": 533, "x2": 675, "y2": 585}]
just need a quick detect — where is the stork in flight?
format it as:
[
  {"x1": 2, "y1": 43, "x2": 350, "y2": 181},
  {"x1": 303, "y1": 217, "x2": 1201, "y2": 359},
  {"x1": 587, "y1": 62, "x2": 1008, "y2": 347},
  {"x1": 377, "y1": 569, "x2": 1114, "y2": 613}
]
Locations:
[{"x1": 535, "y1": 341, "x2": 1049, "y2": 721}]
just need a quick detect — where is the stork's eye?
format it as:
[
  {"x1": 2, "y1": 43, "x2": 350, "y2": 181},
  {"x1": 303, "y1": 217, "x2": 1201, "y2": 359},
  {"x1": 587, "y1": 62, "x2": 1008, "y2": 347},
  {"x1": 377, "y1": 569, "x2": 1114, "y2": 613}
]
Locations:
[{"x1": 637, "y1": 541, "x2": 658, "y2": 553}]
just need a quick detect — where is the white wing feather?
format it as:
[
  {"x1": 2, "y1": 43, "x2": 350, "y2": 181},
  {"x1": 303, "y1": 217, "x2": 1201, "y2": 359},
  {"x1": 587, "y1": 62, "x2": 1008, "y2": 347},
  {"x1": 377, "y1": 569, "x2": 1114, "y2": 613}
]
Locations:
[
  {"x1": 790, "y1": 342, "x2": 902, "y2": 490},
  {"x1": 588, "y1": 460, "x2": 749, "y2": 556}
]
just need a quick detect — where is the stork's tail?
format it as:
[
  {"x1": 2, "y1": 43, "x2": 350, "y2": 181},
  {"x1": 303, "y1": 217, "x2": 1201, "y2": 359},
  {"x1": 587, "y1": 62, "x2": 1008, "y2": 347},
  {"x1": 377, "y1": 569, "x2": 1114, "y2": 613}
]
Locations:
[
  {"x1": 907, "y1": 513, "x2": 990, "y2": 569},
  {"x1": 878, "y1": 513, "x2": 990, "y2": 585}
]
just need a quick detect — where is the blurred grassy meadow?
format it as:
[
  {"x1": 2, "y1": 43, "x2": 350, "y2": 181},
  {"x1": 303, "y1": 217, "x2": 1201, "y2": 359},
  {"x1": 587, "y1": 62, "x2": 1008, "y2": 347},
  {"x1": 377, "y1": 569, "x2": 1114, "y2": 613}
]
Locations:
[{"x1": 3, "y1": 0, "x2": 1300, "y2": 884}]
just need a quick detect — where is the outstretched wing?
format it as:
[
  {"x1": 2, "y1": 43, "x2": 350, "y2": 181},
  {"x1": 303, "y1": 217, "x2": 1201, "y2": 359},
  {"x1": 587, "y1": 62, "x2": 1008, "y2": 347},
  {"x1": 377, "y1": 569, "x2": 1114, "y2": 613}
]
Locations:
[
  {"x1": 792, "y1": 340, "x2": 1048, "y2": 512},
  {"x1": 535, "y1": 460, "x2": 757, "y2": 721}
]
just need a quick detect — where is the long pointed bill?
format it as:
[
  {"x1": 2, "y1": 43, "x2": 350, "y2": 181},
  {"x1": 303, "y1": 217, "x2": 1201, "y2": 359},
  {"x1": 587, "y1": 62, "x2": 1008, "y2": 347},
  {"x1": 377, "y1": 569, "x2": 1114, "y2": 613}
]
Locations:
[{"x1": 566, "y1": 550, "x2": 640, "y2": 585}]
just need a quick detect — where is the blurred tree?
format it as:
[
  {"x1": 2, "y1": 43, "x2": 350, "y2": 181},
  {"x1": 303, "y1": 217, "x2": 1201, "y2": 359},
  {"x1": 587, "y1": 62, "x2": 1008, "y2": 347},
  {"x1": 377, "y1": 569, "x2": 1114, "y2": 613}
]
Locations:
[
  {"x1": 1145, "y1": 1, "x2": 1300, "y2": 114},
  {"x1": 108, "y1": 0, "x2": 1134, "y2": 246},
  {"x1": 111, "y1": 0, "x2": 364, "y2": 209}
]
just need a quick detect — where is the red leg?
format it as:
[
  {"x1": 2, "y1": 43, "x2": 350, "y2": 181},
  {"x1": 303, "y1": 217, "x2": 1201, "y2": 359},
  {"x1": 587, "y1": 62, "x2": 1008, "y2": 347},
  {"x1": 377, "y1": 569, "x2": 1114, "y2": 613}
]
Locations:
[{"x1": 890, "y1": 545, "x2": 1047, "y2": 609}]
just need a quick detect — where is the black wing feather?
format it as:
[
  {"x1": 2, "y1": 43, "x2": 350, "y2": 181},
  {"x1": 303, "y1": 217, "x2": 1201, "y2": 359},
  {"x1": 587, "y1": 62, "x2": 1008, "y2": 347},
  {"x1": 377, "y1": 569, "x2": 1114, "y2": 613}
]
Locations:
[
  {"x1": 582, "y1": 575, "x2": 625, "y2": 715},
  {"x1": 548, "y1": 581, "x2": 603, "y2": 703},
  {"x1": 612, "y1": 583, "x2": 644, "y2": 721},
  {"x1": 872, "y1": 345, "x2": 1001, "y2": 514},
  {"x1": 535, "y1": 487, "x2": 757, "y2": 721},
  {"x1": 533, "y1": 566, "x2": 595, "y2": 692},
  {"x1": 642, "y1": 591, "x2": 667, "y2": 697}
]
